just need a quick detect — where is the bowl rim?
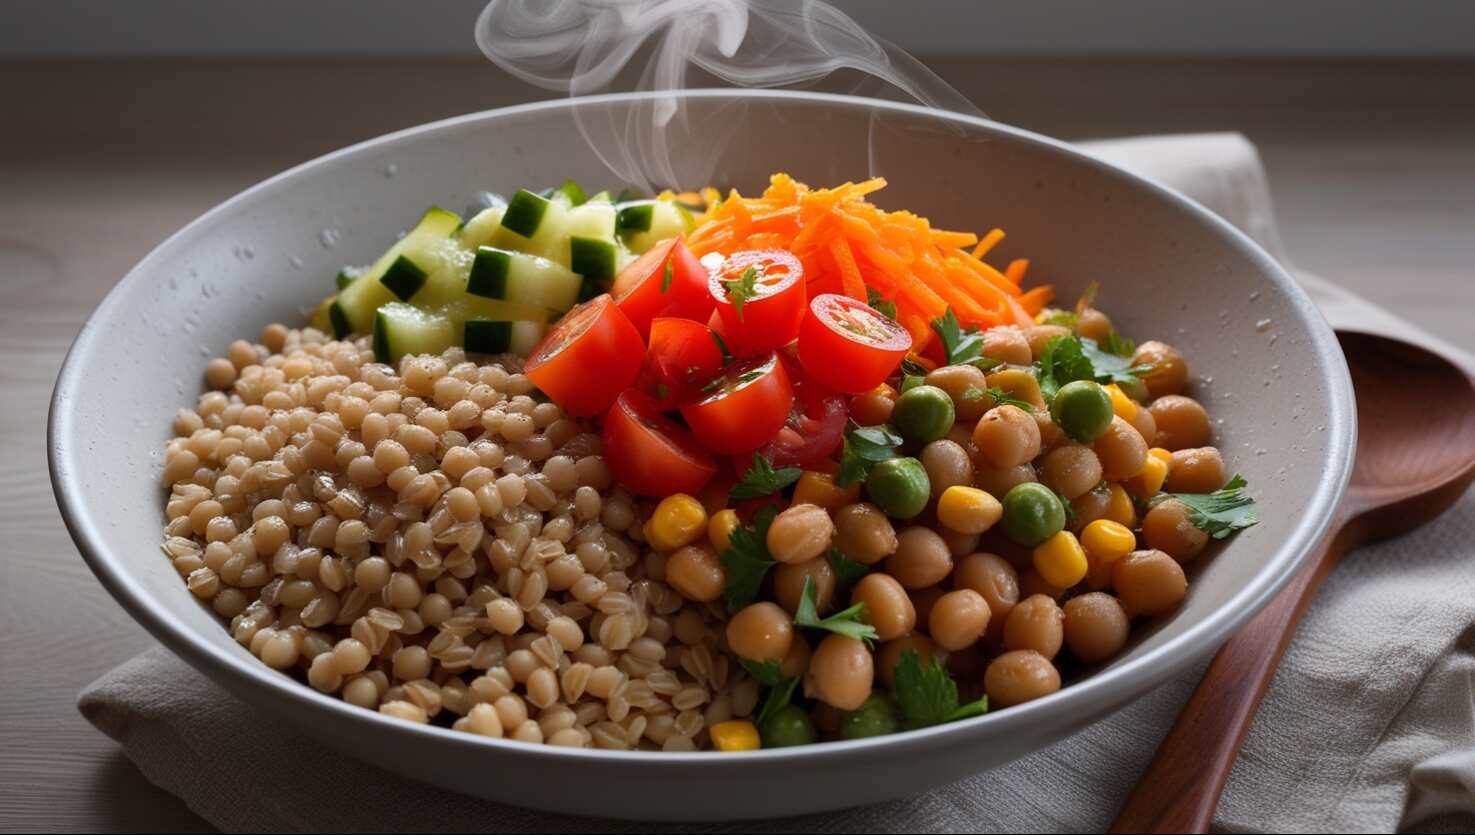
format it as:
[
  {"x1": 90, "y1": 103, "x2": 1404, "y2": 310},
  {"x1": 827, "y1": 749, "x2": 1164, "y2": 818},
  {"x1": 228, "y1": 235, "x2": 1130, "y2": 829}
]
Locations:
[{"x1": 49, "y1": 88, "x2": 1355, "y2": 767}]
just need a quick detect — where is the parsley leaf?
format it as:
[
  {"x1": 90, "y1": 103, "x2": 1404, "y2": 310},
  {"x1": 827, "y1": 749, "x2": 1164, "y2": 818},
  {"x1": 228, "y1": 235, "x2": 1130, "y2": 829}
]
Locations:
[
  {"x1": 986, "y1": 387, "x2": 1037, "y2": 412},
  {"x1": 1034, "y1": 334, "x2": 1097, "y2": 400},
  {"x1": 1081, "y1": 337, "x2": 1151, "y2": 386},
  {"x1": 1054, "y1": 487, "x2": 1077, "y2": 528},
  {"x1": 930, "y1": 309, "x2": 999, "y2": 370},
  {"x1": 892, "y1": 650, "x2": 988, "y2": 729},
  {"x1": 867, "y1": 287, "x2": 898, "y2": 321},
  {"x1": 740, "y1": 658, "x2": 784, "y2": 687},
  {"x1": 899, "y1": 356, "x2": 929, "y2": 393},
  {"x1": 730, "y1": 453, "x2": 802, "y2": 502},
  {"x1": 660, "y1": 257, "x2": 673, "y2": 293},
  {"x1": 828, "y1": 547, "x2": 869, "y2": 590},
  {"x1": 1158, "y1": 474, "x2": 1258, "y2": 539},
  {"x1": 794, "y1": 577, "x2": 878, "y2": 644},
  {"x1": 711, "y1": 331, "x2": 733, "y2": 367},
  {"x1": 836, "y1": 422, "x2": 904, "y2": 487},
  {"x1": 722, "y1": 266, "x2": 760, "y2": 321},
  {"x1": 753, "y1": 675, "x2": 799, "y2": 731},
  {"x1": 719, "y1": 506, "x2": 778, "y2": 612},
  {"x1": 1039, "y1": 309, "x2": 1079, "y2": 330},
  {"x1": 1100, "y1": 329, "x2": 1136, "y2": 358}
]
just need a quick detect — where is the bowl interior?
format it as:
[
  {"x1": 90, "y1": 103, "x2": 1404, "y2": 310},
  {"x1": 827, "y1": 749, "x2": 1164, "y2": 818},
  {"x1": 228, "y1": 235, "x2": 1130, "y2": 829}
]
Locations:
[{"x1": 51, "y1": 90, "x2": 1352, "y2": 817}]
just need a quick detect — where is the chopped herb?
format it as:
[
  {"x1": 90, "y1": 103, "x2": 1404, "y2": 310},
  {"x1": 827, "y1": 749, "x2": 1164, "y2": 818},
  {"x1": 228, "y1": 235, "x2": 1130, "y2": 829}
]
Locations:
[
  {"x1": 899, "y1": 356, "x2": 930, "y2": 392},
  {"x1": 711, "y1": 331, "x2": 733, "y2": 367},
  {"x1": 1034, "y1": 334, "x2": 1097, "y2": 400},
  {"x1": 986, "y1": 387, "x2": 1037, "y2": 412},
  {"x1": 1157, "y1": 474, "x2": 1258, "y2": 539},
  {"x1": 1054, "y1": 488, "x2": 1077, "y2": 528},
  {"x1": 930, "y1": 309, "x2": 994, "y2": 369},
  {"x1": 660, "y1": 257, "x2": 674, "y2": 293},
  {"x1": 753, "y1": 675, "x2": 799, "y2": 731},
  {"x1": 740, "y1": 658, "x2": 784, "y2": 687},
  {"x1": 867, "y1": 287, "x2": 898, "y2": 321},
  {"x1": 836, "y1": 422, "x2": 904, "y2": 487},
  {"x1": 719, "y1": 506, "x2": 778, "y2": 612},
  {"x1": 722, "y1": 266, "x2": 760, "y2": 321},
  {"x1": 1100, "y1": 329, "x2": 1136, "y2": 357},
  {"x1": 794, "y1": 577, "x2": 877, "y2": 644},
  {"x1": 1039, "y1": 309, "x2": 1079, "y2": 329},
  {"x1": 1082, "y1": 337, "x2": 1153, "y2": 386},
  {"x1": 828, "y1": 547, "x2": 869, "y2": 590},
  {"x1": 892, "y1": 650, "x2": 989, "y2": 729},
  {"x1": 730, "y1": 453, "x2": 802, "y2": 502}
]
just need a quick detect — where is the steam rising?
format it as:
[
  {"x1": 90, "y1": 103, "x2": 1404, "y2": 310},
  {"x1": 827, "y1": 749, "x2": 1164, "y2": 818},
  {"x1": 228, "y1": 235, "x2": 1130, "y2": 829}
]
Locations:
[{"x1": 475, "y1": 0, "x2": 981, "y2": 191}]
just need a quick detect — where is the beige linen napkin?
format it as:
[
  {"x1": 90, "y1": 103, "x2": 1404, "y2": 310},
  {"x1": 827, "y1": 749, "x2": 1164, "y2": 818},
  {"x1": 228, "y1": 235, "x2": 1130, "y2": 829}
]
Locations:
[{"x1": 79, "y1": 133, "x2": 1475, "y2": 834}]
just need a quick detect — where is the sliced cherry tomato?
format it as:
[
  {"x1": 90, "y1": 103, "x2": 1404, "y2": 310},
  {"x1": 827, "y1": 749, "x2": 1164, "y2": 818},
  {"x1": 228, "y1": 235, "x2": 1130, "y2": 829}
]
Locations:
[
  {"x1": 602, "y1": 389, "x2": 718, "y2": 497},
  {"x1": 797, "y1": 293, "x2": 913, "y2": 394},
  {"x1": 640, "y1": 317, "x2": 726, "y2": 408},
  {"x1": 756, "y1": 359, "x2": 848, "y2": 468},
  {"x1": 680, "y1": 353, "x2": 793, "y2": 455},
  {"x1": 611, "y1": 236, "x2": 712, "y2": 339},
  {"x1": 524, "y1": 294, "x2": 643, "y2": 417},
  {"x1": 708, "y1": 249, "x2": 806, "y2": 356}
]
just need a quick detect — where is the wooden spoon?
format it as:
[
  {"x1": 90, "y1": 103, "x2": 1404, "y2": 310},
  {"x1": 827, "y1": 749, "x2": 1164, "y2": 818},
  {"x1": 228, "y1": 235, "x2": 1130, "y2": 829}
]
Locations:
[{"x1": 1110, "y1": 331, "x2": 1475, "y2": 834}]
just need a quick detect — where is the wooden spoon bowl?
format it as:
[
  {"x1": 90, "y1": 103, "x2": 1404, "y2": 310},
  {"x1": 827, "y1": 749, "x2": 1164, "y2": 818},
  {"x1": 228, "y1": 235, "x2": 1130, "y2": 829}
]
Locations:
[{"x1": 1111, "y1": 330, "x2": 1475, "y2": 833}]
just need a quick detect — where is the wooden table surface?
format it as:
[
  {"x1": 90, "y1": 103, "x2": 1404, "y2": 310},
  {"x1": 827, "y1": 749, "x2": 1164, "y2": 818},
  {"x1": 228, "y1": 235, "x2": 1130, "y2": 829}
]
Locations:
[{"x1": 1, "y1": 57, "x2": 1472, "y2": 833}]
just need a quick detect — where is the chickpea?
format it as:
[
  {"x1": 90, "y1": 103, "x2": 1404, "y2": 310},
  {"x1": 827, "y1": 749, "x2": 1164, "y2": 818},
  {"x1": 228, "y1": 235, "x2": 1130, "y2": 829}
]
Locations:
[
  {"x1": 1113, "y1": 549, "x2": 1188, "y2": 617},
  {"x1": 925, "y1": 365, "x2": 991, "y2": 421},
  {"x1": 726, "y1": 602, "x2": 794, "y2": 662},
  {"x1": 1093, "y1": 416, "x2": 1149, "y2": 481},
  {"x1": 1142, "y1": 499, "x2": 1209, "y2": 562},
  {"x1": 665, "y1": 544, "x2": 725, "y2": 602},
  {"x1": 1002, "y1": 594, "x2": 1064, "y2": 660},
  {"x1": 908, "y1": 585, "x2": 946, "y2": 627},
  {"x1": 1148, "y1": 395, "x2": 1211, "y2": 451},
  {"x1": 928, "y1": 589, "x2": 991, "y2": 651},
  {"x1": 984, "y1": 650, "x2": 1061, "y2": 707},
  {"x1": 920, "y1": 440, "x2": 974, "y2": 499},
  {"x1": 1025, "y1": 324, "x2": 1072, "y2": 359},
  {"x1": 1132, "y1": 340, "x2": 1189, "y2": 398},
  {"x1": 851, "y1": 573, "x2": 916, "y2": 641},
  {"x1": 939, "y1": 527, "x2": 981, "y2": 559},
  {"x1": 972, "y1": 405, "x2": 1042, "y2": 469},
  {"x1": 877, "y1": 633, "x2": 940, "y2": 689},
  {"x1": 832, "y1": 503, "x2": 897, "y2": 565},
  {"x1": 766, "y1": 503, "x2": 835, "y2": 564},
  {"x1": 1129, "y1": 404, "x2": 1158, "y2": 447},
  {"x1": 1033, "y1": 408, "x2": 1066, "y2": 452},
  {"x1": 953, "y1": 553, "x2": 1020, "y2": 640},
  {"x1": 806, "y1": 634, "x2": 874, "y2": 710},
  {"x1": 982, "y1": 326, "x2": 1032, "y2": 366},
  {"x1": 779, "y1": 634, "x2": 812, "y2": 679},
  {"x1": 1063, "y1": 592, "x2": 1130, "y2": 663},
  {"x1": 1018, "y1": 568, "x2": 1067, "y2": 602},
  {"x1": 974, "y1": 462, "x2": 1037, "y2": 499},
  {"x1": 1166, "y1": 446, "x2": 1227, "y2": 494},
  {"x1": 850, "y1": 386, "x2": 896, "y2": 426},
  {"x1": 1038, "y1": 444, "x2": 1103, "y2": 500},
  {"x1": 1071, "y1": 483, "x2": 1113, "y2": 531},
  {"x1": 886, "y1": 527, "x2": 953, "y2": 589},
  {"x1": 774, "y1": 557, "x2": 837, "y2": 614},
  {"x1": 1076, "y1": 308, "x2": 1113, "y2": 342}
]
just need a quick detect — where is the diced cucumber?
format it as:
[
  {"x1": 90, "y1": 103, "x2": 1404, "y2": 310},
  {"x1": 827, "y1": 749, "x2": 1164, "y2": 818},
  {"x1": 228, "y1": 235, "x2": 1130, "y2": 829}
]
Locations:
[
  {"x1": 616, "y1": 202, "x2": 654, "y2": 235},
  {"x1": 586, "y1": 190, "x2": 613, "y2": 204},
  {"x1": 619, "y1": 200, "x2": 697, "y2": 254},
  {"x1": 545, "y1": 180, "x2": 587, "y2": 207},
  {"x1": 329, "y1": 300, "x2": 352, "y2": 338},
  {"x1": 379, "y1": 254, "x2": 428, "y2": 301},
  {"x1": 309, "y1": 295, "x2": 335, "y2": 333},
  {"x1": 500, "y1": 189, "x2": 551, "y2": 239},
  {"x1": 569, "y1": 236, "x2": 618, "y2": 282},
  {"x1": 464, "y1": 319, "x2": 547, "y2": 356},
  {"x1": 333, "y1": 206, "x2": 461, "y2": 334},
  {"x1": 467, "y1": 246, "x2": 582, "y2": 313},
  {"x1": 564, "y1": 200, "x2": 617, "y2": 240},
  {"x1": 436, "y1": 295, "x2": 548, "y2": 330},
  {"x1": 617, "y1": 187, "x2": 646, "y2": 203},
  {"x1": 459, "y1": 206, "x2": 506, "y2": 250},
  {"x1": 335, "y1": 267, "x2": 362, "y2": 291},
  {"x1": 372, "y1": 302, "x2": 456, "y2": 365},
  {"x1": 409, "y1": 238, "x2": 477, "y2": 308}
]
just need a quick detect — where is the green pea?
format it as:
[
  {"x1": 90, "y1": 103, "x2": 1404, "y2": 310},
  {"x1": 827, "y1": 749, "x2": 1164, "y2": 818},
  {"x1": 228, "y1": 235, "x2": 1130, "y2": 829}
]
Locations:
[
  {"x1": 1049, "y1": 380, "x2": 1114, "y2": 442},
  {"x1": 1001, "y1": 482, "x2": 1066, "y2": 546},
  {"x1": 865, "y1": 457, "x2": 930, "y2": 519},
  {"x1": 761, "y1": 704, "x2": 818, "y2": 748},
  {"x1": 842, "y1": 691, "x2": 901, "y2": 740},
  {"x1": 890, "y1": 385, "x2": 955, "y2": 446}
]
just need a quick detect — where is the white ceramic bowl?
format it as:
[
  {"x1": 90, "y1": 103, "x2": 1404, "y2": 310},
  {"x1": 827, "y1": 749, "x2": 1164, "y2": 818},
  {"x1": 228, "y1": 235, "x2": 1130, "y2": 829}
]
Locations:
[{"x1": 50, "y1": 90, "x2": 1354, "y2": 820}]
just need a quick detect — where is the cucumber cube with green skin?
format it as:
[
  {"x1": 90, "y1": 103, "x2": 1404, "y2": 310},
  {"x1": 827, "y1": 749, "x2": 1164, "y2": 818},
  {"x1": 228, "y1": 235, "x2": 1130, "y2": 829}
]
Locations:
[
  {"x1": 378, "y1": 255, "x2": 429, "y2": 301},
  {"x1": 372, "y1": 302, "x2": 455, "y2": 364},
  {"x1": 328, "y1": 301, "x2": 352, "y2": 338},
  {"x1": 466, "y1": 247, "x2": 512, "y2": 299},
  {"x1": 501, "y1": 189, "x2": 550, "y2": 239},
  {"x1": 617, "y1": 202, "x2": 654, "y2": 234},
  {"x1": 548, "y1": 180, "x2": 587, "y2": 206},
  {"x1": 464, "y1": 320, "x2": 513, "y2": 354},
  {"x1": 335, "y1": 269, "x2": 359, "y2": 291},
  {"x1": 569, "y1": 236, "x2": 618, "y2": 281}
]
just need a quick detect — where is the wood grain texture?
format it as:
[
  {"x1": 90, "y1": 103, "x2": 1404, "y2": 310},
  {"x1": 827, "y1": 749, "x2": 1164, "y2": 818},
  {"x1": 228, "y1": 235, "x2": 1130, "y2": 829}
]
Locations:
[
  {"x1": 1111, "y1": 333, "x2": 1475, "y2": 833},
  {"x1": 0, "y1": 58, "x2": 1472, "y2": 832}
]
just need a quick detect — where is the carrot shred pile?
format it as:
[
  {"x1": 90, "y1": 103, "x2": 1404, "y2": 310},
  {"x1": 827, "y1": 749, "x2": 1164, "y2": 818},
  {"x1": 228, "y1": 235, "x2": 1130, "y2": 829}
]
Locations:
[{"x1": 686, "y1": 174, "x2": 1052, "y2": 353}]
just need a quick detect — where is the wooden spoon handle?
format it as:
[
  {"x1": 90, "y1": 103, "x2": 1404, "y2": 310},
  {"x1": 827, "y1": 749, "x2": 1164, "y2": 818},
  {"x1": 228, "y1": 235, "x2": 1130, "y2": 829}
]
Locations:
[{"x1": 1108, "y1": 523, "x2": 1354, "y2": 833}]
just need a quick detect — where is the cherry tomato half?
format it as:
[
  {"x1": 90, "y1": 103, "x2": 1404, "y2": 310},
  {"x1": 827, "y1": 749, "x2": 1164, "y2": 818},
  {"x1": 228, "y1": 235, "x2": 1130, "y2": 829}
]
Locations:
[
  {"x1": 680, "y1": 352, "x2": 793, "y2": 454},
  {"x1": 708, "y1": 249, "x2": 806, "y2": 356},
  {"x1": 611, "y1": 236, "x2": 712, "y2": 339},
  {"x1": 524, "y1": 294, "x2": 643, "y2": 417},
  {"x1": 797, "y1": 293, "x2": 913, "y2": 395},
  {"x1": 757, "y1": 384, "x2": 848, "y2": 469},
  {"x1": 640, "y1": 317, "x2": 726, "y2": 408},
  {"x1": 603, "y1": 389, "x2": 718, "y2": 497}
]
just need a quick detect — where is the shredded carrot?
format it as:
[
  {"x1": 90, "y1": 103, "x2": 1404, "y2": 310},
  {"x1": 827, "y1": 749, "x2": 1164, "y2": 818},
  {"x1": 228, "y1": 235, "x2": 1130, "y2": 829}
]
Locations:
[
  {"x1": 828, "y1": 238, "x2": 867, "y2": 301},
  {"x1": 1005, "y1": 258, "x2": 1030, "y2": 286},
  {"x1": 1017, "y1": 285, "x2": 1055, "y2": 316},
  {"x1": 971, "y1": 228, "x2": 1006, "y2": 259}
]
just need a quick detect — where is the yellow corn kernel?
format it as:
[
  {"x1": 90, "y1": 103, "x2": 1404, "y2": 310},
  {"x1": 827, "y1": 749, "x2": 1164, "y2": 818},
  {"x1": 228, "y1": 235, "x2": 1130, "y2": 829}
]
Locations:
[
  {"x1": 1149, "y1": 447, "x2": 1172, "y2": 465},
  {"x1": 1103, "y1": 483, "x2": 1137, "y2": 527},
  {"x1": 710, "y1": 719, "x2": 761, "y2": 752},
  {"x1": 1126, "y1": 455, "x2": 1168, "y2": 498},
  {"x1": 936, "y1": 485, "x2": 1003, "y2": 535},
  {"x1": 708, "y1": 508, "x2": 741, "y2": 552},
  {"x1": 1032, "y1": 530, "x2": 1089, "y2": 589},
  {"x1": 1104, "y1": 384, "x2": 1139, "y2": 421},
  {"x1": 1080, "y1": 519, "x2": 1136, "y2": 565},
  {"x1": 791, "y1": 470, "x2": 861, "y2": 511},
  {"x1": 647, "y1": 493, "x2": 707, "y2": 551}
]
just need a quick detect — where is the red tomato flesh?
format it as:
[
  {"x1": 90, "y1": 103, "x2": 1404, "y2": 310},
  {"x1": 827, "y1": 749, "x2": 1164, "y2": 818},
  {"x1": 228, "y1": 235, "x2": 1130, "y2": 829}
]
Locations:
[
  {"x1": 524, "y1": 294, "x2": 644, "y2": 417},
  {"x1": 611, "y1": 236, "x2": 712, "y2": 339},
  {"x1": 680, "y1": 352, "x2": 793, "y2": 455},
  {"x1": 640, "y1": 317, "x2": 726, "y2": 408},
  {"x1": 797, "y1": 293, "x2": 913, "y2": 394},
  {"x1": 708, "y1": 249, "x2": 806, "y2": 356},
  {"x1": 602, "y1": 389, "x2": 718, "y2": 497}
]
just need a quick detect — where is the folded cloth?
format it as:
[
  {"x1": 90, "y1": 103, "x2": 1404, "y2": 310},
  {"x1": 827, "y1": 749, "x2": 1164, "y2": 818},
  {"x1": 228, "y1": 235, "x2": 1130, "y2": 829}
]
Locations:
[{"x1": 79, "y1": 133, "x2": 1475, "y2": 834}]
